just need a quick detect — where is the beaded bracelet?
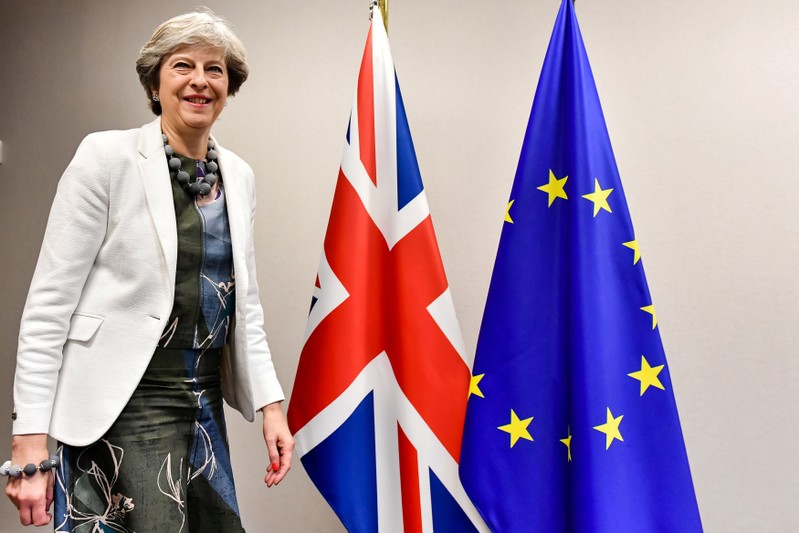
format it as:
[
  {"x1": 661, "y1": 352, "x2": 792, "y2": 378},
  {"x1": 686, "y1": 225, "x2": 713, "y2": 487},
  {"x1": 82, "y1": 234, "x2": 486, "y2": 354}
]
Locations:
[{"x1": 0, "y1": 456, "x2": 59, "y2": 478}]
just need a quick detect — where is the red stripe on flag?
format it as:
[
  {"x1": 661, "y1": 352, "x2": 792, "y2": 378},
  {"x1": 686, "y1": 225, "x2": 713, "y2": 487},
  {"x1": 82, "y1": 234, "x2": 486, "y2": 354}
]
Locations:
[
  {"x1": 288, "y1": 170, "x2": 383, "y2": 435},
  {"x1": 398, "y1": 424, "x2": 423, "y2": 533},
  {"x1": 287, "y1": 172, "x2": 470, "y2": 460},
  {"x1": 357, "y1": 26, "x2": 377, "y2": 186}
]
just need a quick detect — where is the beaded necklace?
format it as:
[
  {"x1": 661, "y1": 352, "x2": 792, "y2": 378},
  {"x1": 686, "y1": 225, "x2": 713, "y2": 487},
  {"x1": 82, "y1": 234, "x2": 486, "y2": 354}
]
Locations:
[{"x1": 162, "y1": 134, "x2": 220, "y2": 197}]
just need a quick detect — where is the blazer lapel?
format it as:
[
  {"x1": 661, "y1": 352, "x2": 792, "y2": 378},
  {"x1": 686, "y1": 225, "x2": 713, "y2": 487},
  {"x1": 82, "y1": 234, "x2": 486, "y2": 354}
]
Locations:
[
  {"x1": 216, "y1": 142, "x2": 250, "y2": 305},
  {"x1": 137, "y1": 117, "x2": 178, "y2": 293}
]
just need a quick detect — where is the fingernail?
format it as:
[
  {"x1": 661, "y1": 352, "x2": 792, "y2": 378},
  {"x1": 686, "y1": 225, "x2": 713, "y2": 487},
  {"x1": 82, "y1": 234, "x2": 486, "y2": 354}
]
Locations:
[{"x1": 272, "y1": 462, "x2": 279, "y2": 471}]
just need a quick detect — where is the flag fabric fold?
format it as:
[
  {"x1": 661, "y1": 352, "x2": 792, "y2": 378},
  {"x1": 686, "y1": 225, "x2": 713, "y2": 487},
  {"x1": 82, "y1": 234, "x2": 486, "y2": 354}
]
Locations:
[
  {"x1": 459, "y1": 1, "x2": 702, "y2": 531},
  {"x1": 288, "y1": 10, "x2": 486, "y2": 533}
]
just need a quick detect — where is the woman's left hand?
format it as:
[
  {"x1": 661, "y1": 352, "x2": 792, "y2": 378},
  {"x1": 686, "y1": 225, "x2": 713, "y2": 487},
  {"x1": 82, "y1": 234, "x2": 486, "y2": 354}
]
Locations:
[{"x1": 261, "y1": 402, "x2": 294, "y2": 487}]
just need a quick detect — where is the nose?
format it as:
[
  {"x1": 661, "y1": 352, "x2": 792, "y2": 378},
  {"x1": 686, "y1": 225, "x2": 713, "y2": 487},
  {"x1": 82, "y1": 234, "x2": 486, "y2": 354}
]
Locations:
[{"x1": 190, "y1": 67, "x2": 208, "y2": 89}]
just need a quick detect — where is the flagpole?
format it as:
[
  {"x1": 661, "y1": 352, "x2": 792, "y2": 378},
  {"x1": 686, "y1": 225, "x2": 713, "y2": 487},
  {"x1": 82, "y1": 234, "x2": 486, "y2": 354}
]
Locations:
[
  {"x1": 380, "y1": 0, "x2": 389, "y2": 32},
  {"x1": 371, "y1": 0, "x2": 389, "y2": 33}
]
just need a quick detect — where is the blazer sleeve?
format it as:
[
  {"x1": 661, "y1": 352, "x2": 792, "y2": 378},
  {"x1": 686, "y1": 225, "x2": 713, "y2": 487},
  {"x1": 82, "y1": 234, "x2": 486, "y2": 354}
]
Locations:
[
  {"x1": 241, "y1": 167, "x2": 285, "y2": 411},
  {"x1": 13, "y1": 133, "x2": 110, "y2": 435}
]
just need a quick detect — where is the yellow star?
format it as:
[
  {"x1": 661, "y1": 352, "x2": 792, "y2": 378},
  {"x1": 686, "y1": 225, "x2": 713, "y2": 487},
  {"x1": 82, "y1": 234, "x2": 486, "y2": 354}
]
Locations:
[
  {"x1": 505, "y1": 200, "x2": 515, "y2": 223},
  {"x1": 560, "y1": 428, "x2": 573, "y2": 462},
  {"x1": 469, "y1": 374, "x2": 485, "y2": 398},
  {"x1": 622, "y1": 239, "x2": 641, "y2": 265},
  {"x1": 498, "y1": 409, "x2": 534, "y2": 448},
  {"x1": 537, "y1": 170, "x2": 568, "y2": 207},
  {"x1": 641, "y1": 304, "x2": 658, "y2": 329},
  {"x1": 628, "y1": 355, "x2": 666, "y2": 396},
  {"x1": 582, "y1": 178, "x2": 614, "y2": 217},
  {"x1": 593, "y1": 407, "x2": 624, "y2": 450}
]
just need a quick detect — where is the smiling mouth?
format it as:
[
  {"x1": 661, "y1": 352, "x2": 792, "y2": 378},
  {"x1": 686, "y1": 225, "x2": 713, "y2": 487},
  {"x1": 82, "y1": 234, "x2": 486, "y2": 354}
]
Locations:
[{"x1": 185, "y1": 97, "x2": 211, "y2": 104}]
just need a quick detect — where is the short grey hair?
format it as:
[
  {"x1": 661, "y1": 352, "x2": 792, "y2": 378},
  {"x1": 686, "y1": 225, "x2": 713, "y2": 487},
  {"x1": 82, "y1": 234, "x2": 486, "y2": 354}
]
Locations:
[{"x1": 135, "y1": 8, "x2": 249, "y2": 115}]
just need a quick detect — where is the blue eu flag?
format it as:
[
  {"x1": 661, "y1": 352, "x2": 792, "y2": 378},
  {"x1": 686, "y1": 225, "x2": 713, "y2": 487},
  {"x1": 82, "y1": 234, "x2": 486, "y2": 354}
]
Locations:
[{"x1": 459, "y1": 1, "x2": 703, "y2": 531}]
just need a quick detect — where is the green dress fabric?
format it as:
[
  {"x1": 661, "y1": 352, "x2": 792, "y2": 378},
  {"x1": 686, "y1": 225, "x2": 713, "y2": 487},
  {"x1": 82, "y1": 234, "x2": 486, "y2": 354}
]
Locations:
[{"x1": 54, "y1": 155, "x2": 245, "y2": 532}]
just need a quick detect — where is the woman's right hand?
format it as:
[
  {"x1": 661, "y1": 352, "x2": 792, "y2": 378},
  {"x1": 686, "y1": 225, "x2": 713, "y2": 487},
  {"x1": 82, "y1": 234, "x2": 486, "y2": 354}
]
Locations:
[{"x1": 5, "y1": 434, "x2": 53, "y2": 527}]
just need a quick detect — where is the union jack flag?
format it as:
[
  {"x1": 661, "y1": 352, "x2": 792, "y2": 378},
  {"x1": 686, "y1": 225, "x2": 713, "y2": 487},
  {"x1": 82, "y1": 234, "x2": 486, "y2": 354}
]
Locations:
[{"x1": 287, "y1": 10, "x2": 487, "y2": 533}]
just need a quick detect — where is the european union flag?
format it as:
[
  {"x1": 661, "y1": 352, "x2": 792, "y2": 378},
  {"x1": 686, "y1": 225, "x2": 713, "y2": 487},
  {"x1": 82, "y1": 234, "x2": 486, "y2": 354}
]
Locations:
[{"x1": 459, "y1": 1, "x2": 703, "y2": 531}]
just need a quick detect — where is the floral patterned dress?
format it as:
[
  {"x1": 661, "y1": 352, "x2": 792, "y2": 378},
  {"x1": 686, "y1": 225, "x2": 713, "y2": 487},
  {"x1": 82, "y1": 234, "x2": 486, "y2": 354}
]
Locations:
[{"x1": 54, "y1": 155, "x2": 245, "y2": 532}]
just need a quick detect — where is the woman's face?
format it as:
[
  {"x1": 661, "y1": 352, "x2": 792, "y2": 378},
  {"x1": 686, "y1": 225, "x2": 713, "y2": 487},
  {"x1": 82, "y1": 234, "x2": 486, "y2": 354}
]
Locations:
[{"x1": 157, "y1": 45, "x2": 229, "y2": 139}]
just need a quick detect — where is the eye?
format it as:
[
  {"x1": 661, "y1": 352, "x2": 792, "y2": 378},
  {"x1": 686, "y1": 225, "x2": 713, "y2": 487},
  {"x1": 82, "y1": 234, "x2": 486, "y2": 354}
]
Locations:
[
  {"x1": 207, "y1": 65, "x2": 225, "y2": 75},
  {"x1": 173, "y1": 61, "x2": 192, "y2": 71}
]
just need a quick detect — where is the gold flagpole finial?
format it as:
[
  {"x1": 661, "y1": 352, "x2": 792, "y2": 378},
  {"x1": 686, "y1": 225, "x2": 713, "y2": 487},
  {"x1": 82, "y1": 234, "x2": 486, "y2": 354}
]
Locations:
[
  {"x1": 378, "y1": 0, "x2": 388, "y2": 32},
  {"x1": 370, "y1": 0, "x2": 389, "y2": 33}
]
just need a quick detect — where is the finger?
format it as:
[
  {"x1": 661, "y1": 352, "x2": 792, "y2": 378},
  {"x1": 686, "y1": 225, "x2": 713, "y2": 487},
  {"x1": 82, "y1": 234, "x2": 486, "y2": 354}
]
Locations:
[
  {"x1": 35, "y1": 474, "x2": 55, "y2": 526},
  {"x1": 266, "y1": 439, "x2": 280, "y2": 475},
  {"x1": 46, "y1": 472, "x2": 54, "y2": 509},
  {"x1": 19, "y1": 502, "x2": 33, "y2": 526},
  {"x1": 266, "y1": 454, "x2": 283, "y2": 485},
  {"x1": 263, "y1": 436, "x2": 280, "y2": 488},
  {"x1": 273, "y1": 447, "x2": 293, "y2": 485},
  {"x1": 263, "y1": 455, "x2": 277, "y2": 487},
  {"x1": 32, "y1": 505, "x2": 52, "y2": 526},
  {"x1": 30, "y1": 489, "x2": 51, "y2": 527},
  {"x1": 264, "y1": 466, "x2": 278, "y2": 488}
]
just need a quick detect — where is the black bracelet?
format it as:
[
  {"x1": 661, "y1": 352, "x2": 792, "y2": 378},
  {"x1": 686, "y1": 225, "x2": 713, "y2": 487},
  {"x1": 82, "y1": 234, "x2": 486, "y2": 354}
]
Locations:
[{"x1": 0, "y1": 456, "x2": 60, "y2": 478}]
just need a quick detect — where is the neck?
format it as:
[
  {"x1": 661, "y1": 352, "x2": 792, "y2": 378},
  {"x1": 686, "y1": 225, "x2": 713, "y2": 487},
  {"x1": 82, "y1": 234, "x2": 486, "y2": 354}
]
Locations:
[{"x1": 161, "y1": 120, "x2": 210, "y2": 159}]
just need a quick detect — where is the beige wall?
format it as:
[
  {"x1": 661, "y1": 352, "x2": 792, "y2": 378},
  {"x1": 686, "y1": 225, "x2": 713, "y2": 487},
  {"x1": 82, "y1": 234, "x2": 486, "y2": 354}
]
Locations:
[{"x1": 1, "y1": 1, "x2": 797, "y2": 531}]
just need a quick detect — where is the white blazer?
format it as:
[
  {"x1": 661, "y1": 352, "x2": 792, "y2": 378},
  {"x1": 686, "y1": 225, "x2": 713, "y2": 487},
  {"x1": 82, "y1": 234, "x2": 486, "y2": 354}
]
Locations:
[{"x1": 13, "y1": 117, "x2": 284, "y2": 446}]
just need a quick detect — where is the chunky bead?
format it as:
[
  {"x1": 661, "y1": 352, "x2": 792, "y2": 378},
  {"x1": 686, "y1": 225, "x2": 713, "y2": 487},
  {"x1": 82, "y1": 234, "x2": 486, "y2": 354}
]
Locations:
[
  {"x1": 23, "y1": 463, "x2": 38, "y2": 476},
  {"x1": 39, "y1": 458, "x2": 52, "y2": 472},
  {"x1": 0, "y1": 461, "x2": 10, "y2": 476},
  {"x1": 8, "y1": 465, "x2": 22, "y2": 478},
  {"x1": 39, "y1": 456, "x2": 59, "y2": 472},
  {"x1": 163, "y1": 136, "x2": 221, "y2": 198}
]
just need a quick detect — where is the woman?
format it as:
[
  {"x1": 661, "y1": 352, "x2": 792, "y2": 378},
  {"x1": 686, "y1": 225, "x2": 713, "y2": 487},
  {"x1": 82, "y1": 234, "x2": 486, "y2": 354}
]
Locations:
[{"x1": 4, "y1": 9, "x2": 293, "y2": 531}]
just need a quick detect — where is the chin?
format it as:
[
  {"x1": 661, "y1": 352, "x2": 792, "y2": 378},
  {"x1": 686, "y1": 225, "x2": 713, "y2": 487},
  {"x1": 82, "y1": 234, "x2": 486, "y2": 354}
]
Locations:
[{"x1": 181, "y1": 115, "x2": 218, "y2": 130}]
